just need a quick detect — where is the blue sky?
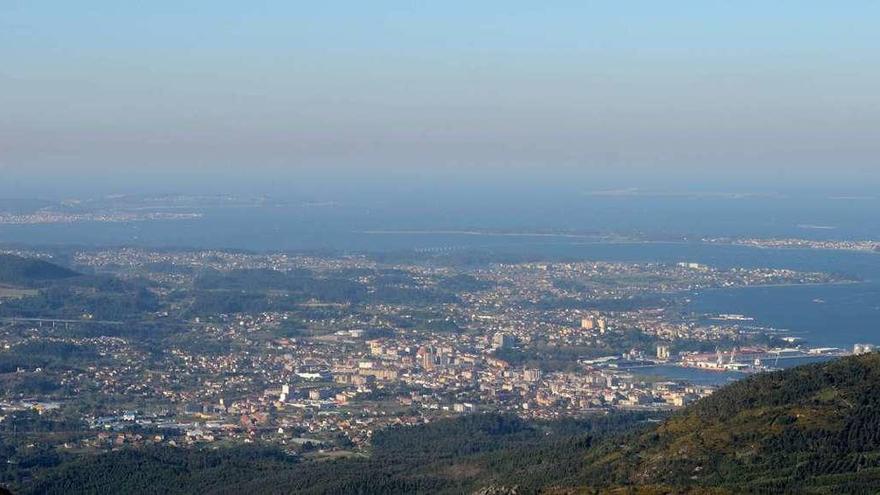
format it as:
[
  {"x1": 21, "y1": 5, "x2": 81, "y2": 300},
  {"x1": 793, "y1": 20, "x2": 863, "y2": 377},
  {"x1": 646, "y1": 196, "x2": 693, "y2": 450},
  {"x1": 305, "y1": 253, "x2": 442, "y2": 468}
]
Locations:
[{"x1": 2, "y1": 1, "x2": 879, "y2": 192}]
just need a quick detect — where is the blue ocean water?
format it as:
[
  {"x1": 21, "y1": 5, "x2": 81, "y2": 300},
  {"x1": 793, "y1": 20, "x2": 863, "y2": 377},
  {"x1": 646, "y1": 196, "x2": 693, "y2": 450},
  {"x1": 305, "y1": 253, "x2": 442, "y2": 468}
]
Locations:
[
  {"x1": 686, "y1": 283, "x2": 880, "y2": 348},
  {"x1": 636, "y1": 356, "x2": 840, "y2": 386},
  {"x1": 1, "y1": 193, "x2": 878, "y2": 251},
  {"x1": 1, "y1": 195, "x2": 878, "y2": 352}
]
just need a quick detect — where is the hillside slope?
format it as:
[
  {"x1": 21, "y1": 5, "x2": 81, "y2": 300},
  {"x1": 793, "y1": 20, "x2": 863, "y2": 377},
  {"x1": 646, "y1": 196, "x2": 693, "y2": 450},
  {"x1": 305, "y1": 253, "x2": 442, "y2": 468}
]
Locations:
[
  {"x1": 0, "y1": 254, "x2": 78, "y2": 286},
  {"x1": 577, "y1": 353, "x2": 880, "y2": 494}
]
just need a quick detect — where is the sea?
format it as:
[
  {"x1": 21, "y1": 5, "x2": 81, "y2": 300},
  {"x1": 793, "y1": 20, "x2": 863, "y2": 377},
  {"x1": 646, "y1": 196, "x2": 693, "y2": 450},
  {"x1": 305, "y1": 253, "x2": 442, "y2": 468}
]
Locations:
[{"x1": 1, "y1": 193, "x2": 878, "y2": 386}]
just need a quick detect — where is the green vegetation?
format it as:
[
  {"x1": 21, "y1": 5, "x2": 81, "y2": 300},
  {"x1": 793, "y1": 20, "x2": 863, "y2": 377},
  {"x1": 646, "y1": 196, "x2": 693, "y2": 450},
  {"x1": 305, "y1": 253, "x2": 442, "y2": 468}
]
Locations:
[
  {"x1": 0, "y1": 256, "x2": 161, "y2": 321},
  {"x1": 494, "y1": 329, "x2": 659, "y2": 372},
  {"x1": 0, "y1": 255, "x2": 78, "y2": 287},
  {"x1": 13, "y1": 446, "x2": 298, "y2": 495},
  {"x1": 0, "y1": 287, "x2": 38, "y2": 300},
  {"x1": 578, "y1": 352, "x2": 880, "y2": 494},
  {"x1": 0, "y1": 341, "x2": 100, "y2": 373},
  {"x1": 2, "y1": 251, "x2": 877, "y2": 494},
  {"x1": 7, "y1": 413, "x2": 659, "y2": 495},
  {"x1": 527, "y1": 295, "x2": 668, "y2": 312},
  {"x1": 11, "y1": 355, "x2": 880, "y2": 494},
  {"x1": 184, "y1": 268, "x2": 467, "y2": 316},
  {"x1": 0, "y1": 281, "x2": 159, "y2": 321}
]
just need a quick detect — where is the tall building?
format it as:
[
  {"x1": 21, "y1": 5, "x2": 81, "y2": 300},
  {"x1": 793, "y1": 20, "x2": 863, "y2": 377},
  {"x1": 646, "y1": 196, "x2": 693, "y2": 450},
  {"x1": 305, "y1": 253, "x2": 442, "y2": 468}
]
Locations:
[
  {"x1": 493, "y1": 332, "x2": 515, "y2": 350},
  {"x1": 656, "y1": 345, "x2": 670, "y2": 360},
  {"x1": 854, "y1": 343, "x2": 876, "y2": 355},
  {"x1": 417, "y1": 345, "x2": 436, "y2": 370},
  {"x1": 581, "y1": 315, "x2": 607, "y2": 334},
  {"x1": 523, "y1": 369, "x2": 542, "y2": 382}
]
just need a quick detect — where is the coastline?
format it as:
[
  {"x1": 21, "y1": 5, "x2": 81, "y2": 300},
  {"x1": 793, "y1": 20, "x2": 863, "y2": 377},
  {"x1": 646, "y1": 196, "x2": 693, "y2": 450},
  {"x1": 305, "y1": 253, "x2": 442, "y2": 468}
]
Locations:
[{"x1": 357, "y1": 231, "x2": 880, "y2": 256}]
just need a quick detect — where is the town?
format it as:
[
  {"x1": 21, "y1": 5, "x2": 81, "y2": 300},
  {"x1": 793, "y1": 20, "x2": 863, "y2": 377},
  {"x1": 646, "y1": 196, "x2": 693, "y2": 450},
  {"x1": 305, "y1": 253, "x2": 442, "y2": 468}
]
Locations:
[{"x1": 0, "y1": 247, "x2": 866, "y2": 458}]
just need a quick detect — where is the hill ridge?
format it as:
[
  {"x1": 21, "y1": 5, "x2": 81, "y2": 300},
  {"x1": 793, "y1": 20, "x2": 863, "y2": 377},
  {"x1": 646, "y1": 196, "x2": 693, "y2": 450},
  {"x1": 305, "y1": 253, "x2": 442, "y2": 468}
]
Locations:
[
  {"x1": 0, "y1": 254, "x2": 79, "y2": 286},
  {"x1": 578, "y1": 353, "x2": 880, "y2": 494}
]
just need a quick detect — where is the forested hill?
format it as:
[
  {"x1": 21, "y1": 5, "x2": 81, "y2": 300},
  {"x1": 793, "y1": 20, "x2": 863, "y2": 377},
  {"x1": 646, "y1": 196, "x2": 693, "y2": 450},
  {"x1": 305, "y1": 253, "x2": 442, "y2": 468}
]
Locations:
[
  {"x1": 577, "y1": 352, "x2": 880, "y2": 494},
  {"x1": 10, "y1": 413, "x2": 658, "y2": 495},
  {"x1": 0, "y1": 254, "x2": 79, "y2": 286}
]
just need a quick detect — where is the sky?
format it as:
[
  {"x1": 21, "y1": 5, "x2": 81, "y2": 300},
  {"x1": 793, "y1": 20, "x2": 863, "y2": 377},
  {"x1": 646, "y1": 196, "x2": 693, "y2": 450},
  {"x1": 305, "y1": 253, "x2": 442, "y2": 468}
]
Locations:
[{"x1": 1, "y1": 1, "x2": 879, "y2": 194}]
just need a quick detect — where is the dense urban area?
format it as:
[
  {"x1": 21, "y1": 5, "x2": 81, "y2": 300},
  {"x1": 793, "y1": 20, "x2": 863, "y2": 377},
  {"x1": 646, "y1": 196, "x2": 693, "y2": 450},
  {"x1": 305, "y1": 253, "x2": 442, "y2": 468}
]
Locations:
[{"x1": 0, "y1": 245, "x2": 868, "y2": 484}]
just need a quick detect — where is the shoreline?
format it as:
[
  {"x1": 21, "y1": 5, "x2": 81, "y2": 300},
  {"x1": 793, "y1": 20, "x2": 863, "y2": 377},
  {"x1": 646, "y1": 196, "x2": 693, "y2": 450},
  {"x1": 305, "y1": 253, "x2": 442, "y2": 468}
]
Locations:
[
  {"x1": 357, "y1": 232, "x2": 880, "y2": 255},
  {"x1": 689, "y1": 279, "x2": 869, "y2": 292}
]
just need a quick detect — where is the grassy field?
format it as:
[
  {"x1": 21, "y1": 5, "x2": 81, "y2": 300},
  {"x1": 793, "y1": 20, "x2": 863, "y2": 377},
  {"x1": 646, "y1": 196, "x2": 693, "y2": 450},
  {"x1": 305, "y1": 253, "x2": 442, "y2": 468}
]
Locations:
[{"x1": 0, "y1": 285, "x2": 38, "y2": 299}]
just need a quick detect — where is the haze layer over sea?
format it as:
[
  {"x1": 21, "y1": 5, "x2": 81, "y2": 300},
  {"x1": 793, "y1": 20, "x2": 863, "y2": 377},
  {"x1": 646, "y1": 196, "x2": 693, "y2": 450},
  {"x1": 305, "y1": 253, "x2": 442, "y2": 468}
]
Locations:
[{"x1": 1, "y1": 193, "x2": 878, "y2": 353}]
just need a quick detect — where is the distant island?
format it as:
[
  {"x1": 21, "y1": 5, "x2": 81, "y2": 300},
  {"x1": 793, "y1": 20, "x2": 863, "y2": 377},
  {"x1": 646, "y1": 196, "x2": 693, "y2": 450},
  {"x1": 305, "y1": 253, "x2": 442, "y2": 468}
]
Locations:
[
  {"x1": 0, "y1": 211, "x2": 202, "y2": 225},
  {"x1": 704, "y1": 237, "x2": 880, "y2": 254}
]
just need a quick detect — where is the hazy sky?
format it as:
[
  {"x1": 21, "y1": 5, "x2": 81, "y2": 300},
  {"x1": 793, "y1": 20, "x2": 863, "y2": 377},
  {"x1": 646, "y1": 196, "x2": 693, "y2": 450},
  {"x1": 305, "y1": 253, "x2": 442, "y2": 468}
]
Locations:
[{"x1": 2, "y1": 1, "x2": 879, "y2": 192}]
